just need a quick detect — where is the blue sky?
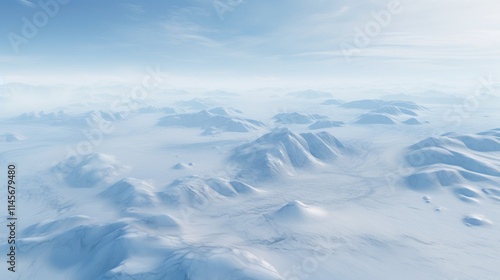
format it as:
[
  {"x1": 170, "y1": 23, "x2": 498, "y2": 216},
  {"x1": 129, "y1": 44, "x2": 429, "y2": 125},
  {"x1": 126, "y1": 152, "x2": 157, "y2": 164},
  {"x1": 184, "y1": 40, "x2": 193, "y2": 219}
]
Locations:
[{"x1": 1, "y1": 0, "x2": 499, "y2": 88}]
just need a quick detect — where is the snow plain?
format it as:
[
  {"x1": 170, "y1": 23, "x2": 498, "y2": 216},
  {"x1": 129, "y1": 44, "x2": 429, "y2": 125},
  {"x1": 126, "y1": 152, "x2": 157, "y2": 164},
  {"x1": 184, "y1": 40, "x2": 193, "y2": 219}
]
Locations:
[{"x1": 1, "y1": 86, "x2": 500, "y2": 280}]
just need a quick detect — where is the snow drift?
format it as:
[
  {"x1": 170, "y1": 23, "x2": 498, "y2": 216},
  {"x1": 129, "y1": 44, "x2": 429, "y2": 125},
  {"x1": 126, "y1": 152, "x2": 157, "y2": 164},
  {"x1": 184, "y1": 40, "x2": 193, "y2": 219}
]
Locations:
[
  {"x1": 172, "y1": 162, "x2": 194, "y2": 170},
  {"x1": 271, "y1": 200, "x2": 326, "y2": 223}
]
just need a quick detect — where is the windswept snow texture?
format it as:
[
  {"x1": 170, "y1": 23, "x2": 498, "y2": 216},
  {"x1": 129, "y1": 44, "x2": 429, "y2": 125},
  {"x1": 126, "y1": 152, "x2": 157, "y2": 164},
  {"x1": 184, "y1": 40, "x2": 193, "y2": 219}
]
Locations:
[
  {"x1": 273, "y1": 112, "x2": 328, "y2": 124},
  {"x1": 3, "y1": 224, "x2": 283, "y2": 280},
  {"x1": 157, "y1": 247, "x2": 283, "y2": 280},
  {"x1": 405, "y1": 129, "x2": 500, "y2": 203},
  {"x1": 463, "y1": 215, "x2": 493, "y2": 227},
  {"x1": 230, "y1": 128, "x2": 346, "y2": 181},
  {"x1": 157, "y1": 109, "x2": 265, "y2": 133}
]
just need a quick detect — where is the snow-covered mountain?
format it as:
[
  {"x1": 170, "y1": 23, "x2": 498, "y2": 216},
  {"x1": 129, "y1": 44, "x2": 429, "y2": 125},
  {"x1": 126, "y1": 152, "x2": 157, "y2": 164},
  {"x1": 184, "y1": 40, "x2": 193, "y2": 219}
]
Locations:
[
  {"x1": 100, "y1": 177, "x2": 158, "y2": 208},
  {"x1": 157, "y1": 109, "x2": 265, "y2": 134},
  {"x1": 272, "y1": 112, "x2": 328, "y2": 124},
  {"x1": 342, "y1": 99, "x2": 426, "y2": 111},
  {"x1": 2, "y1": 90, "x2": 500, "y2": 280},
  {"x1": 355, "y1": 113, "x2": 397, "y2": 124},
  {"x1": 54, "y1": 153, "x2": 124, "y2": 188},
  {"x1": 136, "y1": 106, "x2": 177, "y2": 114},
  {"x1": 402, "y1": 118, "x2": 423, "y2": 125},
  {"x1": 13, "y1": 110, "x2": 127, "y2": 127},
  {"x1": 405, "y1": 129, "x2": 500, "y2": 203},
  {"x1": 371, "y1": 105, "x2": 418, "y2": 116},
  {"x1": 346, "y1": 99, "x2": 427, "y2": 125},
  {"x1": 308, "y1": 120, "x2": 345, "y2": 130},
  {"x1": 159, "y1": 176, "x2": 259, "y2": 208},
  {"x1": 230, "y1": 128, "x2": 347, "y2": 181}
]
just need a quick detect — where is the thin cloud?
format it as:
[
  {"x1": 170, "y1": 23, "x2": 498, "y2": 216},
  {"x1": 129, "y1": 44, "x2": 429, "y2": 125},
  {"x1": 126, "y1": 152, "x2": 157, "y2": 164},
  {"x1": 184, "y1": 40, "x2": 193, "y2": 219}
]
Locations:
[
  {"x1": 17, "y1": 0, "x2": 36, "y2": 8},
  {"x1": 121, "y1": 3, "x2": 145, "y2": 19},
  {"x1": 163, "y1": 21, "x2": 220, "y2": 48}
]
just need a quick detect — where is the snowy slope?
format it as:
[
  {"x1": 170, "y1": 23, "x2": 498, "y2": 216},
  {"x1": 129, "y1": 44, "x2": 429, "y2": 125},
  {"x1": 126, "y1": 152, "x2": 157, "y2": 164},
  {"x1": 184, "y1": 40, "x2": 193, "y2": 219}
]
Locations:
[
  {"x1": 405, "y1": 129, "x2": 500, "y2": 203},
  {"x1": 1, "y1": 91, "x2": 499, "y2": 280},
  {"x1": 355, "y1": 113, "x2": 397, "y2": 124},
  {"x1": 342, "y1": 99, "x2": 426, "y2": 111},
  {"x1": 157, "y1": 109, "x2": 265, "y2": 134},
  {"x1": 272, "y1": 112, "x2": 328, "y2": 124},
  {"x1": 230, "y1": 128, "x2": 347, "y2": 181},
  {"x1": 308, "y1": 120, "x2": 345, "y2": 130}
]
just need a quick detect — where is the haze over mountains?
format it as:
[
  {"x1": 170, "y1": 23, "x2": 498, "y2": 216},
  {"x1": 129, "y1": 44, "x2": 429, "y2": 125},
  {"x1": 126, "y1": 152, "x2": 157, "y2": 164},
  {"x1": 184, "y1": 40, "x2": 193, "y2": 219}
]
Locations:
[
  {"x1": 2, "y1": 0, "x2": 500, "y2": 277},
  {"x1": 1, "y1": 85, "x2": 500, "y2": 280}
]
